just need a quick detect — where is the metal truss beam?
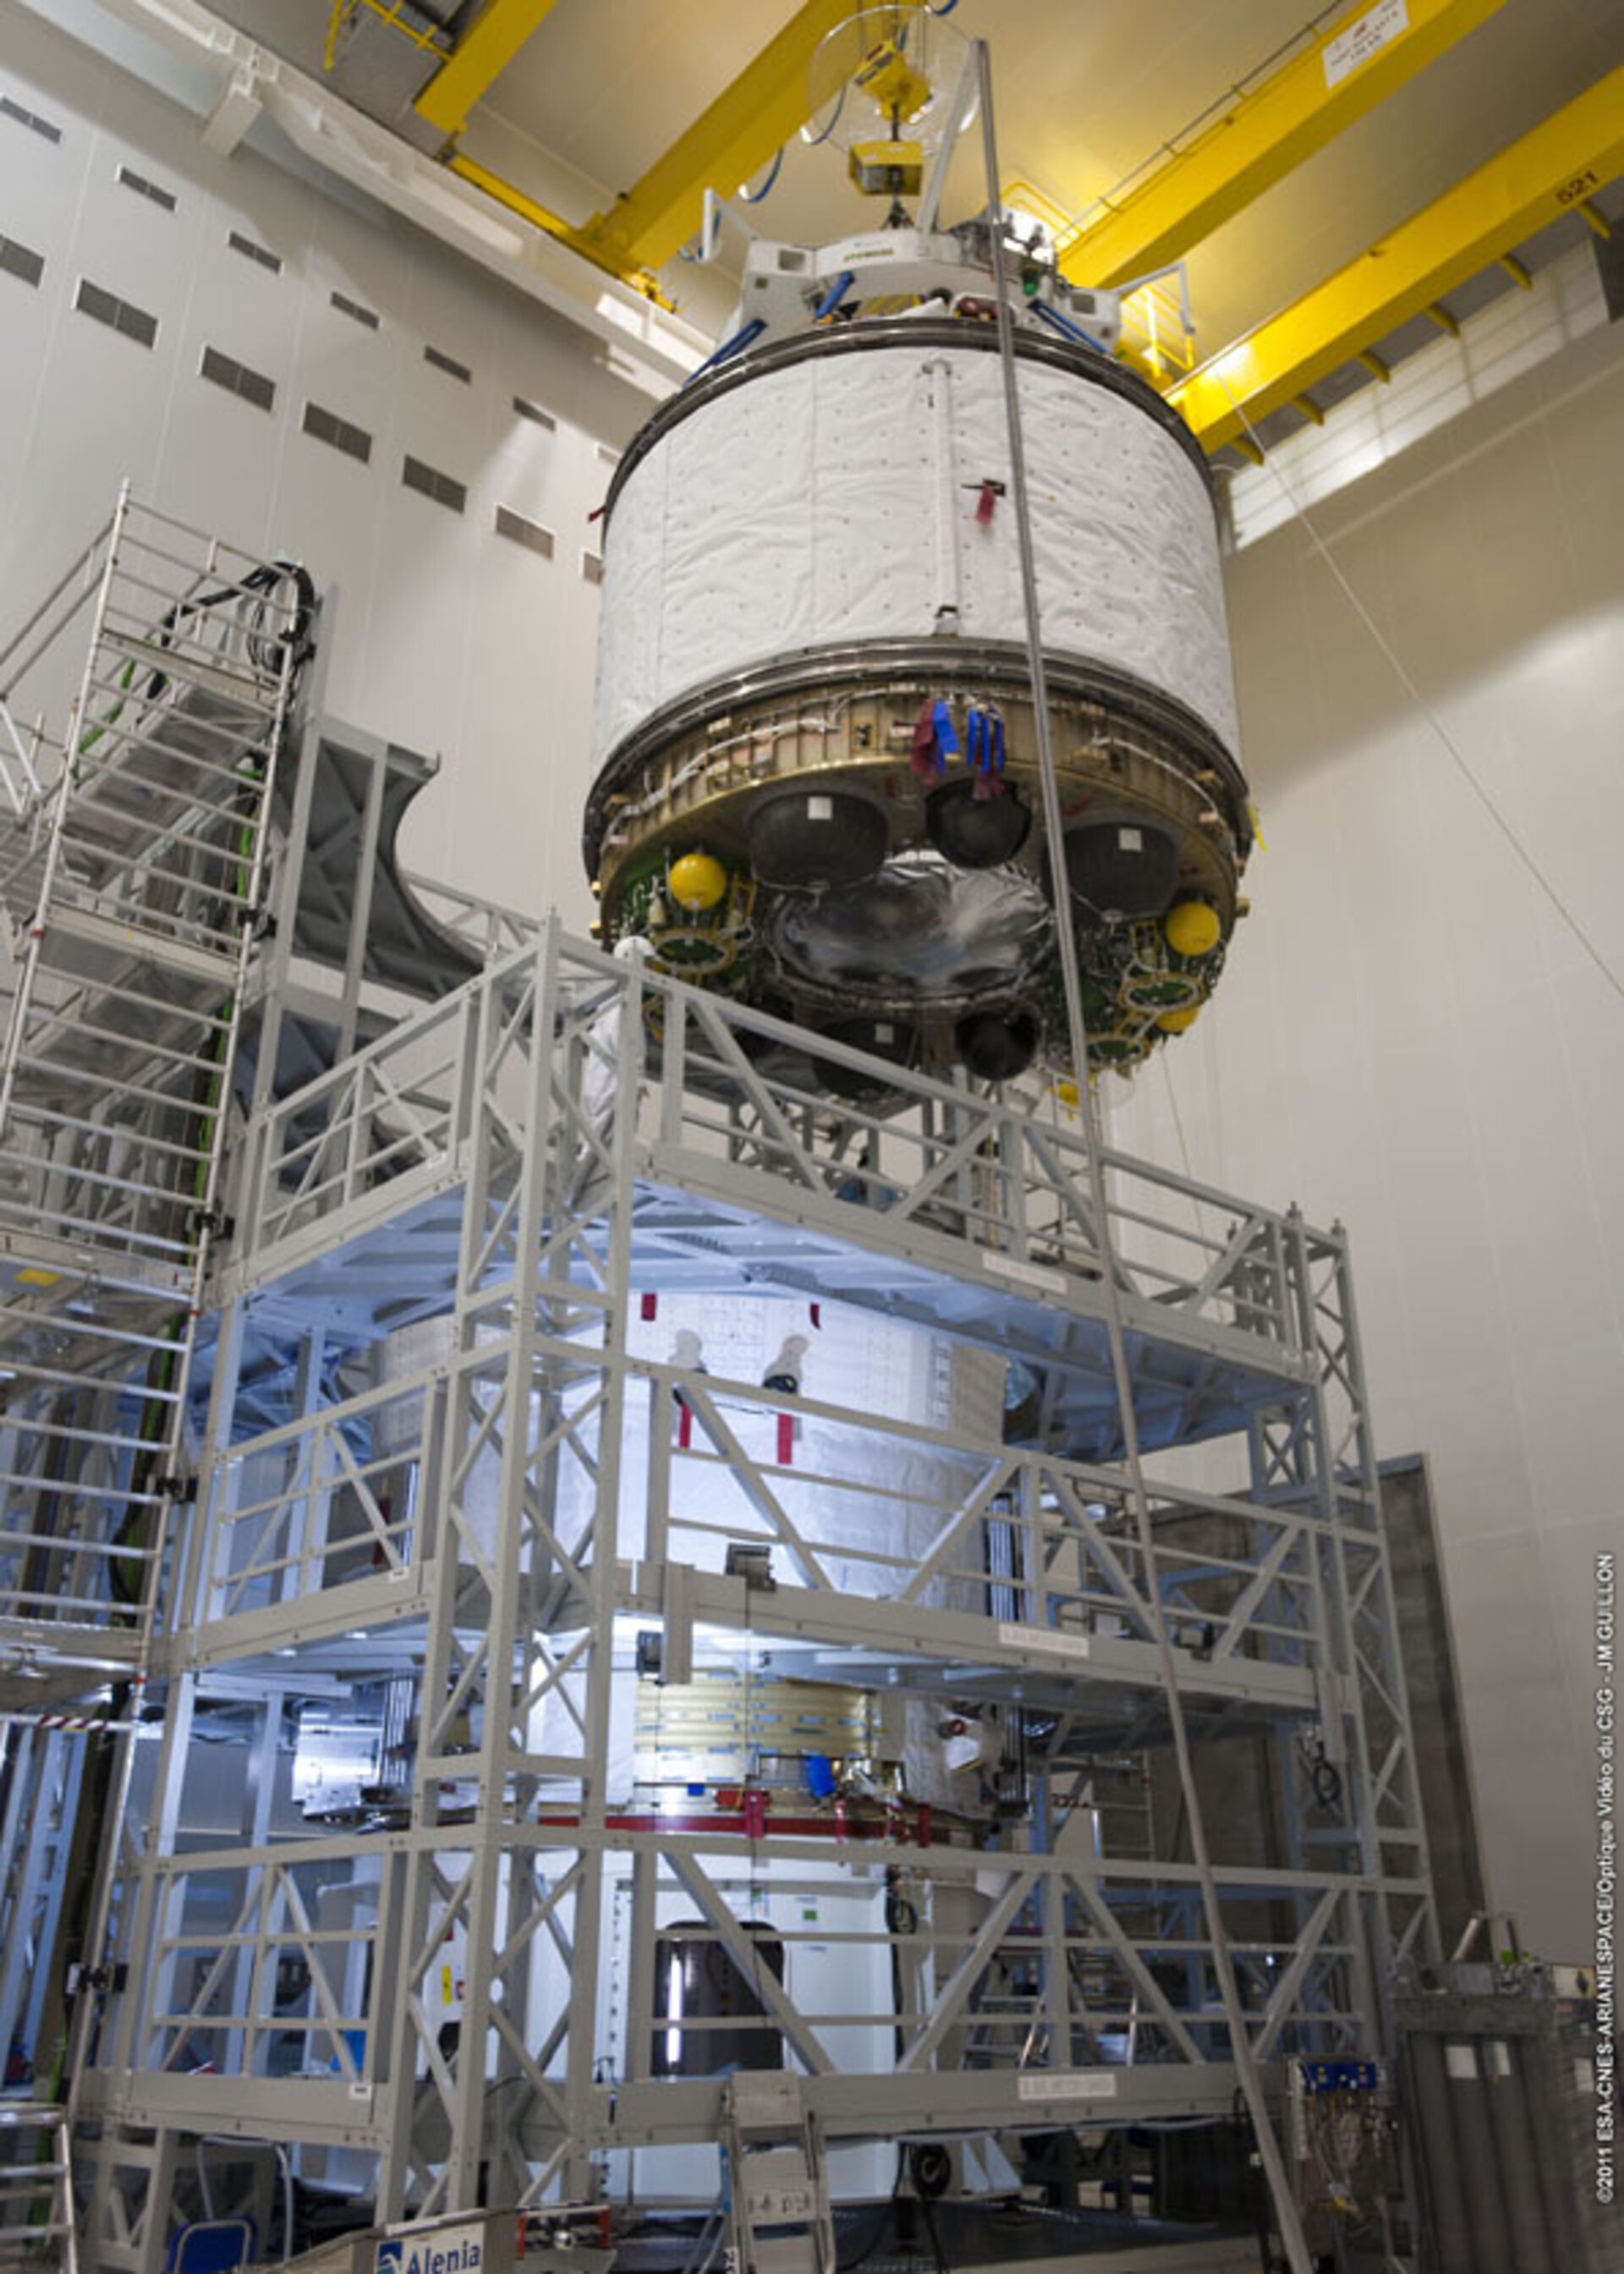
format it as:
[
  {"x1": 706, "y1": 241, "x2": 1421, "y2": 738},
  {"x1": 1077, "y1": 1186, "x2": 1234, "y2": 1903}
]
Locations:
[
  {"x1": 1059, "y1": 0, "x2": 1508, "y2": 288},
  {"x1": 1170, "y1": 64, "x2": 1624, "y2": 449},
  {"x1": 413, "y1": 0, "x2": 562, "y2": 139}
]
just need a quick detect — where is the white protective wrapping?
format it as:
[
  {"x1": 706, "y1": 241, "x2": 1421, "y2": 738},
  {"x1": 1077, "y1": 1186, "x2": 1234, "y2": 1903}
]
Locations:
[{"x1": 591, "y1": 342, "x2": 1239, "y2": 770}]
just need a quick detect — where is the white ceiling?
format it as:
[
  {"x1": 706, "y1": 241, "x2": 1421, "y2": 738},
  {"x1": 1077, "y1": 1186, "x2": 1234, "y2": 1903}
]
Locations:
[{"x1": 220, "y1": 0, "x2": 1624, "y2": 353}]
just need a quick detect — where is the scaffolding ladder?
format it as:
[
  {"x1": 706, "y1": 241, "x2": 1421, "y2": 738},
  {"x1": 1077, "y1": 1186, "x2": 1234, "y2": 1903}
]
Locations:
[
  {"x1": 0, "y1": 490, "x2": 304, "y2": 2102},
  {"x1": 0, "y1": 486, "x2": 302, "y2": 1641},
  {"x1": 724, "y1": 2072, "x2": 836, "y2": 2274},
  {"x1": 0, "y1": 2103, "x2": 77, "y2": 2271}
]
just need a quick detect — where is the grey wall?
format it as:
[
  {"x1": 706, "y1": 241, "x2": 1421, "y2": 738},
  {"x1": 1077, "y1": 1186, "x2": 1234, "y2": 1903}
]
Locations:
[{"x1": 1113, "y1": 305, "x2": 1624, "y2": 1959}]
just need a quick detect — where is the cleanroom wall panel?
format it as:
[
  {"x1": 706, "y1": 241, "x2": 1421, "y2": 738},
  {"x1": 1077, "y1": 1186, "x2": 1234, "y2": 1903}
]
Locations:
[
  {"x1": 0, "y1": 0, "x2": 642, "y2": 926},
  {"x1": 1110, "y1": 306, "x2": 1624, "y2": 1961}
]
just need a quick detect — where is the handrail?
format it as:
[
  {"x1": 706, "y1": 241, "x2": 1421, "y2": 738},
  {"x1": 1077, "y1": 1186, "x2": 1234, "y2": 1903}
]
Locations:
[{"x1": 235, "y1": 923, "x2": 1316, "y2": 1363}]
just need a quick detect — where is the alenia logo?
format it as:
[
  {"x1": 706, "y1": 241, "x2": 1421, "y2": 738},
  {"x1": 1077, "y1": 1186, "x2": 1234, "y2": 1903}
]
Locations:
[{"x1": 376, "y1": 2238, "x2": 483, "y2": 2274}]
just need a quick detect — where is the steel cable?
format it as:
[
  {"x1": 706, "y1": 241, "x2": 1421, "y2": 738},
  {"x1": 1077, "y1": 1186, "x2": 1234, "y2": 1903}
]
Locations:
[{"x1": 972, "y1": 40, "x2": 1317, "y2": 2274}]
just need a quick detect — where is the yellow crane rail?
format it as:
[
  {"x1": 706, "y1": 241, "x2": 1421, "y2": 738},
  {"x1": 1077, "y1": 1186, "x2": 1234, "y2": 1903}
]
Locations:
[
  {"x1": 1169, "y1": 65, "x2": 1624, "y2": 451},
  {"x1": 1060, "y1": 0, "x2": 1508, "y2": 288}
]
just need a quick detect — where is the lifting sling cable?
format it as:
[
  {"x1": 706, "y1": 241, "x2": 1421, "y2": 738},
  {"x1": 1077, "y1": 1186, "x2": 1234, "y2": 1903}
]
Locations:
[{"x1": 972, "y1": 41, "x2": 1317, "y2": 2274}]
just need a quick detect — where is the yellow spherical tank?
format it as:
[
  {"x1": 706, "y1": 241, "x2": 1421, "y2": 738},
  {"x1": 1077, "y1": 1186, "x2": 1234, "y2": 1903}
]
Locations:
[
  {"x1": 1163, "y1": 898, "x2": 1221, "y2": 958},
  {"x1": 667, "y1": 851, "x2": 729, "y2": 912},
  {"x1": 1157, "y1": 1003, "x2": 1202, "y2": 1033}
]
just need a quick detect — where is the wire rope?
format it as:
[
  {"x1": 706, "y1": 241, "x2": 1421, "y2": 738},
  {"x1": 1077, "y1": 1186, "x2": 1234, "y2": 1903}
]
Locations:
[
  {"x1": 1215, "y1": 375, "x2": 1624, "y2": 1007},
  {"x1": 972, "y1": 41, "x2": 1317, "y2": 2274}
]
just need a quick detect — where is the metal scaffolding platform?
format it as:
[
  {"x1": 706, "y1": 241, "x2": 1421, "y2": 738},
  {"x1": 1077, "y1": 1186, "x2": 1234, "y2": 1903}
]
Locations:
[
  {"x1": 0, "y1": 497, "x2": 1437, "y2": 2272},
  {"x1": 61, "y1": 920, "x2": 1434, "y2": 2266}
]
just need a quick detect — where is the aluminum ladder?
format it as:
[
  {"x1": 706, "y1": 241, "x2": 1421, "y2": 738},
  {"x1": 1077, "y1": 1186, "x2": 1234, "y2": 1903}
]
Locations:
[
  {"x1": 723, "y1": 2071, "x2": 836, "y2": 2274},
  {"x1": 0, "y1": 486, "x2": 304, "y2": 1661},
  {"x1": 0, "y1": 492, "x2": 306, "y2": 2117},
  {"x1": 0, "y1": 2102, "x2": 77, "y2": 2270}
]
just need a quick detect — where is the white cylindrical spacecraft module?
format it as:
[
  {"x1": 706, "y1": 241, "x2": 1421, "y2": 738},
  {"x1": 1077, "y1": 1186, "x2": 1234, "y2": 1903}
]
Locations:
[{"x1": 584, "y1": 319, "x2": 1251, "y2": 1085}]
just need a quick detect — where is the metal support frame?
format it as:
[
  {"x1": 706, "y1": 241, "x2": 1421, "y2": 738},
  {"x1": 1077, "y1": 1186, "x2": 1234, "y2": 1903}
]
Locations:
[
  {"x1": 0, "y1": 492, "x2": 310, "y2": 2268},
  {"x1": 52, "y1": 918, "x2": 1435, "y2": 2270},
  {"x1": 0, "y1": 496, "x2": 305, "y2": 2091}
]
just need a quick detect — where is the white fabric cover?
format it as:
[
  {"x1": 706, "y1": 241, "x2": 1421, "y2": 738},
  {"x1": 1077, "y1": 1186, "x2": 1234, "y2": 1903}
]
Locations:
[{"x1": 592, "y1": 343, "x2": 1239, "y2": 769}]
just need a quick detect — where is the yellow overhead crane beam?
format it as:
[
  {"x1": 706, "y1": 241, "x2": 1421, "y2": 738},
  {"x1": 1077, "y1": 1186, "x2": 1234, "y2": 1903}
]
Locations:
[
  {"x1": 440, "y1": 150, "x2": 642, "y2": 288},
  {"x1": 1059, "y1": 0, "x2": 1508, "y2": 288},
  {"x1": 414, "y1": 0, "x2": 562, "y2": 137},
  {"x1": 1168, "y1": 65, "x2": 1624, "y2": 453},
  {"x1": 431, "y1": 0, "x2": 850, "y2": 299},
  {"x1": 567, "y1": 0, "x2": 856, "y2": 277}
]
